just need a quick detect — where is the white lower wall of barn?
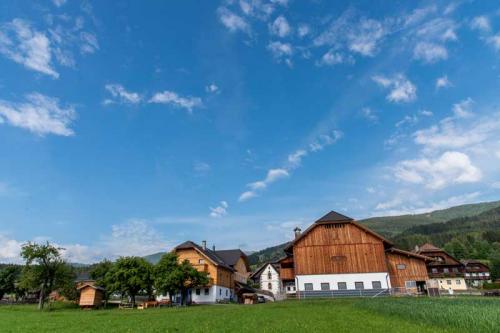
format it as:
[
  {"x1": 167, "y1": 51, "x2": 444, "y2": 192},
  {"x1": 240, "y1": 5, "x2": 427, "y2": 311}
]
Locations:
[
  {"x1": 157, "y1": 285, "x2": 234, "y2": 304},
  {"x1": 296, "y1": 272, "x2": 391, "y2": 291}
]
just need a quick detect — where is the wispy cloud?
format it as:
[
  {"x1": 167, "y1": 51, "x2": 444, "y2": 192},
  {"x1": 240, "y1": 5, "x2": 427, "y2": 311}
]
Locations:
[
  {"x1": 209, "y1": 201, "x2": 229, "y2": 218},
  {"x1": 0, "y1": 93, "x2": 75, "y2": 136},
  {"x1": 239, "y1": 130, "x2": 342, "y2": 202},
  {"x1": 436, "y1": 75, "x2": 452, "y2": 89},
  {"x1": 104, "y1": 84, "x2": 142, "y2": 105},
  {"x1": 217, "y1": 7, "x2": 250, "y2": 34},
  {"x1": 205, "y1": 83, "x2": 220, "y2": 94},
  {"x1": 413, "y1": 42, "x2": 448, "y2": 63},
  {"x1": 149, "y1": 91, "x2": 203, "y2": 112},
  {"x1": 470, "y1": 16, "x2": 491, "y2": 33},
  {"x1": 372, "y1": 74, "x2": 417, "y2": 103},
  {"x1": 269, "y1": 15, "x2": 291, "y2": 37},
  {"x1": 0, "y1": 19, "x2": 58, "y2": 78}
]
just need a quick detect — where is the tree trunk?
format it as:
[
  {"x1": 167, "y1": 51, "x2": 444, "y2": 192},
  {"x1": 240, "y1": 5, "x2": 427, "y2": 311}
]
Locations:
[
  {"x1": 38, "y1": 284, "x2": 45, "y2": 310},
  {"x1": 131, "y1": 294, "x2": 136, "y2": 307}
]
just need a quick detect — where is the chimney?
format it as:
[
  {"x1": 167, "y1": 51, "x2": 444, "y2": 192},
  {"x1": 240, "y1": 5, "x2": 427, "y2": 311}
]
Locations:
[
  {"x1": 212, "y1": 244, "x2": 216, "y2": 251},
  {"x1": 202, "y1": 240, "x2": 207, "y2": 250},
  {"x1": 294, "y1": 227, "x2": 302, "y2": 239}
]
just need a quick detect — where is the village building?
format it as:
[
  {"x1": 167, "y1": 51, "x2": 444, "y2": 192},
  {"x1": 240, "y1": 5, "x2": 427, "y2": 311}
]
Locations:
[
  {"x1": 171, "y1": 240, "x2": 251, "y2": 304},
  {"x1": 414, "y1": 243, "x2": 467, "y2": 291},
  {"x1": 279, "y1": 211, "x2": 431, "y2": 297},
  {"x1": 461, "y1": 260, "x2": 491, "y2": 287},
  {"x1": 249, "y1": 262, "x2": 281, "y2": 296},
  {"x1": 77, "y1": 282, "x2": 105, "y2": 308}
]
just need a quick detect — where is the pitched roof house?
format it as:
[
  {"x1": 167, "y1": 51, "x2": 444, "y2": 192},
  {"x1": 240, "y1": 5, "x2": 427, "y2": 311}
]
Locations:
[
  {"x1": 414, "y1": 243, "x2": 467, "y2": 291},
  {"x1": 172, "y1": 240, "x2": 251, "y2": 303}
]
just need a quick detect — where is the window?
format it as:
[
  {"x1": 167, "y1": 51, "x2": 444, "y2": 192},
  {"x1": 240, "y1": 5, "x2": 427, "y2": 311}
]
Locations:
[
  {"x1": 354, "y1": 282, "x2": 364, "y2": 290},
  {"x1": 287, "y1": 286, "x2": 290, "y2": 291},
  {"x1": 219, "y1": 289, "x2": 222, "y2": 295},
  {"x1": 268, "y1": 272, "x2": 272, "y2": 280},
  {"x1": 443, "y1": 268, "x2": 449, "y2": 273},
  {"x1": 456, "y1": 280, "x2": 461, "y2": 285},
  {"x1": 372, "y1": 281, "x2": 382, "y2": 289},
  {"x1": 396, "y1": 264, "x2": 406, "y2": 270},
  {"x1": 338, "y1": 282, "x2": 347, "y2": 290},
  {"x1": 198, "y1": 259, "x2": 205, "y2": 264},
  {"x1": 304, "y1": 283, "x2": 314, "y2": 291},
  {"x1": 204, "y1": 288, "x2": 209, "y2": 295},
  {"x1": 405, "y1": 281, "x2": 417, "y2": 288},
  {"x1": 195, "y1": 289, "x2": 200, "y2": 295},
  {"x1": 320, "y1": 283, "x2": 330, "y2": 291},
  {"x1": 452, "y1": 267, "x2": 458, "y2": 273},
  {"x1": 268, "y1": 283, "x2": 272, "y2": 290},
  {"x1": 446, "y1": 280, "x2": 452, "y2": 285},
  {"x1": 226, "y1": 290, "x2": 228, "y2": 296},
  {"x1": 431, "y1": 268, "x2": 438, "y2": 273},
  {"x1": 293, "y1": 286, "x2": 296, "y2": 291}
]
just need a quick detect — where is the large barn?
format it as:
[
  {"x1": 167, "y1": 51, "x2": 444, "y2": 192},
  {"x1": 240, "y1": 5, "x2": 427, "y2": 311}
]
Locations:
[{"x1": 281, "y1": 211, "x2": 432, "y2": 296}]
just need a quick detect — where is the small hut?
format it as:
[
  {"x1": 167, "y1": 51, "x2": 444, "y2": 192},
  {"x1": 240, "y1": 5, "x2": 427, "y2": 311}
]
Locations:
[
  {"x1": 77, "y1": 283, "x2": 105, "y2": 308},
  {"x1": 242, "y1": 293, "x2": 257, "y2": 305}
]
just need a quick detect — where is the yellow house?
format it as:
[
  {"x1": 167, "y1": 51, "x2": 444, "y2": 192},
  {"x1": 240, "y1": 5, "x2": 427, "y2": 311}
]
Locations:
[{"x1": 173, "y1": 240, "x2": 251, "y2": 303}]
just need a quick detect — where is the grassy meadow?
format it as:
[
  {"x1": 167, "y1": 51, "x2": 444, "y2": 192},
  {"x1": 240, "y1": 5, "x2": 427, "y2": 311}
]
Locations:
[{"x1": 0, "y1": 297, "x2": 499, "y2": 333}]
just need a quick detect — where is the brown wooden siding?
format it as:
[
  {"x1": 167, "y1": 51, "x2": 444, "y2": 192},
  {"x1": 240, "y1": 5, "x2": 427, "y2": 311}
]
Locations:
[
  {"x1": 293, "y1": 223, "x2": 388, "y2": 275},
  {"x1": 386, "y1": 252, "x2": 429, "y2": 288},
  {"x1": 79, "y1": 287, "x2": 102, "y2": 306},
  {"x1": 176, "y1": 248, "x2": 234, "y2": 288}
]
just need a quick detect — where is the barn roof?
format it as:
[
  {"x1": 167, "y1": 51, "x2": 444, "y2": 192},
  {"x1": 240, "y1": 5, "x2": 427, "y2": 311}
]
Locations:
[
  {"x1": 284, "y1": 211, "x2": 393, "y2": 252},
  {"x1": 175, "y1": 241, "x2": 234, "y2": 271},
  {"x1": 417, "y1": 243, "x2": 442, "y2": 252},
  {"x1": 215, "y1": 249, "x2": 250, "y2": 271},
  {"x1": 386, "y1": 247, "x2": 435, "y2": 261},
  {"x1": 76, "y1": 283, "x2": 105, "y2": 291}
]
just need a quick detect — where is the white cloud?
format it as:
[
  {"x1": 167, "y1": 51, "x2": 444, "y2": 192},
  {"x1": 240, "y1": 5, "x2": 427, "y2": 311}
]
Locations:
[
  {"x1": 217, "y1": 7, "x2": 250, "y2": 34},
  {"x1": 420, "y1": 110, "x2": 433, "y2": 117},
  {"x1": 470, "y1": 16, "x2": 491, "y2": 32},
  {"x1": 452, "y1": 97, "x2": 473, "y2": 118},
  {"x1": 269, "y1": 15, "x2": 291, "y2": 37},
  {"x1": 267, "y1": 41, "x2": 292, "y2": 60},
  {"x1": 193, "y1": 161, "x2": 211, "y2": 173},
  {"x1": 287, "y1": 149, "x2": 307, "y2": 168},
  {"x1": 238, "y1": 191, "x2": 258, "y2": 202},
  {"x1": 309, "y1": 130, "x2": 343, "y2": 152},
  {"x1": 0, "y1": 19, "x2": 58, "y2": 78},
  {"x1": 436, "y1": 75, "x2": 452, "y2": 89},
  {"x1": 297, "y1": 24, "x2": 310, "y2": 38},
  {"x1": 413, "y1": 42, "x2": 448, "y2": 63},
  {"x1": 487, "y1": 34, "x2": 500, "y2": 51},
  {"x1": 104, "y1": 84, "x2": 142, "y2": 104},
  {"x1": 415, "y1": 18, "x2": 457, "y2": 42},
  {"x1": 0, "y1": 234, "x2": 24, "y2": 264},
  {"x1": 205, "y1": 83, "x2": 219, "y2": 94},
  {"x1": 79, "y1": 32, "x2": 99, "y2": 54},
  {"x1": 317, "y1": 50, "x2": 347, "y2": 66},
  {"x1": 0, "y1": 93, "x2": 75, "y2": 136},
  {"x1": 52, "y1": 0, "x2": 67, "y2": 7},
  {"x1": 394, "y1": 151, "x2": 482, "y2": 190},
  {"x1": 149, "y1": 91, "x2": 203, "y2": 112},
  {"x1": 347, "y1": 18, "x2": 386, "y2": 56},
  {"x1": 239, "y1": 168, "x2": 289, "y2": 202},
  {"x1": 372, "y1": 74, "x2": 417, "y2": 103},
  {"x1": 238, "y1": 0, "x2": 274, "y2": 20},
  {"x1": 366, "y1": 187, "x2": 376, "y2": 194},
  {"x1": 209, "y1": 201, "x2": 229, "y2": 218},
  {"x1": 360, "y1": 107, "x2": 378, "y2": 122}
]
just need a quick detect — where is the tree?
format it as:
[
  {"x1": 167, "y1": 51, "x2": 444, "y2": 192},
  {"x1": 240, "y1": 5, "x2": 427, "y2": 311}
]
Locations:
[
  {"x1": 89, "y1": 260, "x2": 114, "y2": 302},
  {"x1": 20, "y1": 242, "x2": 74, "y2": 310},
  {"x1": 489, "y1": 247, "x2": 500, "y2": 280},
  {"x1": 154, "y1": 253, "x2": 180, "y2": 303},
  {"x1": 176, "y1": 259, "x2": 209, "y2": 305},
  {"x1": 0, "y1": 265, "x2": 20, "y2": 300},
  {"x1": 107, "y1": 256, "x2": 151, "y2": 306}
]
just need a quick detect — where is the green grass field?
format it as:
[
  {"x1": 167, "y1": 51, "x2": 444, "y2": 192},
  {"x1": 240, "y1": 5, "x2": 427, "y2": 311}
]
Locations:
[{"x1": 0, "y1": 297, "x2": 499, "y2": 333}]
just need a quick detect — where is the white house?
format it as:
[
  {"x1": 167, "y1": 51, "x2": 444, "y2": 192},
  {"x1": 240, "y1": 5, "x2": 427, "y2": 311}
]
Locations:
[{"x1": 250, "y1": 262, "x2": 282, "y2": 297}]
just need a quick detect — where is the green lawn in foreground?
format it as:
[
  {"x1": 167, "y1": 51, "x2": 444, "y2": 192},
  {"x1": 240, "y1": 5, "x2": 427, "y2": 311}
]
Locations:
[{"x1": 0, "y1": 297, "x2": 499, "y2": 333}]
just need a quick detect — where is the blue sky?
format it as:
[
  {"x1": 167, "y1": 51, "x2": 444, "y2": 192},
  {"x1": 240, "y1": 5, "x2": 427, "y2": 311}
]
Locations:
[{"x1": 1, "y1": 0, "x2": 500, "y2": 263}]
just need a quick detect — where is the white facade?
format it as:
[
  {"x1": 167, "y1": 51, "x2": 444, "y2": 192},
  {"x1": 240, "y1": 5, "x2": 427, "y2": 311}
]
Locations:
[
  {"x1": 259, "y1": 264, "x2": 281, "y2": 296},
  {"x1": 157, "y1": 285, "x2": 234, "y2": 304},
  {"x1": 296, "y1": 272, "x2": 391, "y2": 291},
  {"x1": 431, "y1": 278, "x2": 467, "y2": 291},
  {"x1": 283, "y1": 281, "x2": 297, "y2": 294}
]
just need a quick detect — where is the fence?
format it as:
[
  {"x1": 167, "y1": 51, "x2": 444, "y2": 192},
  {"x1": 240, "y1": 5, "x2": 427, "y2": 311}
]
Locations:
[{"x1": 290, "y1": 288, "x2": 392, "y2": 299}]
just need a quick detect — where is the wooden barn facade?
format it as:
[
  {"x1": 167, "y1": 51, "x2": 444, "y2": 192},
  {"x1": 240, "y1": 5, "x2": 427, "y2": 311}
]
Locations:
[
  {"x1": 280, "y1": 211, "x2": 432, "y2": 296},
  {"x1": 77, "y1": 283, "x2": 105, "y2": 308}
]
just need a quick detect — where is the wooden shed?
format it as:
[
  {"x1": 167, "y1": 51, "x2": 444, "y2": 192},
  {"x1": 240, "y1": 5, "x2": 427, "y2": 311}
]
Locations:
[{"x1": 77, "y1": 283, "x2": 105, "y2": 308}]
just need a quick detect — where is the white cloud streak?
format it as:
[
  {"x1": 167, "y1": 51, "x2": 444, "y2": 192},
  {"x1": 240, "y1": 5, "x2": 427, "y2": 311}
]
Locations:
[
  {"x1": 149, "y1": 91, "x2": 203, "y2": 112},
  {"x1": 372, "y1": 74, "x2": 417, "y2": 103}
]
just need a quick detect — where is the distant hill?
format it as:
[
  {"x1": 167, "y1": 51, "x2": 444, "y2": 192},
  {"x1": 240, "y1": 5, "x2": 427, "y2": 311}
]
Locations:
[
  {"x1": 358, "y1": 200, "x2": 500, "y2": 238},
  {"x1": 143, "y1": 252, "x2": 165, "y2": 264},
  {"x1": 247, "y1": 200, "x2": 500, "y2": 267}
]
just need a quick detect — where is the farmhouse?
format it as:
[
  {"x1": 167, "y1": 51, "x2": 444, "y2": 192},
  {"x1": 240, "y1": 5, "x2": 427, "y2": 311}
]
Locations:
[
  {"x1": 172, "y1": 240, "x2": 251, "y2": 303},
  {"x1": 461, "y1": 260, "x2": 491, "y2": 287},
  {"x1": 279, "y1": 211, "x2": 431, "y2": 296},
  {"x1": 250, "y1": 262, "x2": 281, "y2": 296},
  {"x1": 414, "y1": 243, "x2": 467, "y2": 291}
]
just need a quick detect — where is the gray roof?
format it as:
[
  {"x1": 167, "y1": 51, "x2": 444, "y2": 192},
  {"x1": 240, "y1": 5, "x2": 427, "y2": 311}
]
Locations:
[
  {"x1": 215, "y1": 249, "x2": 248, "y2": 269},
  {"x1": 175, "y1": 241, "x2": 234, "y2": 271},
  {"x1": 316, "y1": 211, "x2": 353, "y2": 223}
]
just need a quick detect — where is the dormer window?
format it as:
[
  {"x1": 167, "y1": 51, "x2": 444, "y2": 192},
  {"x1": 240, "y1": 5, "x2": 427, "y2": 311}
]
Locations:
[{"x1": 198, "y1": 259, "x2": 205, "y2": 265}]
